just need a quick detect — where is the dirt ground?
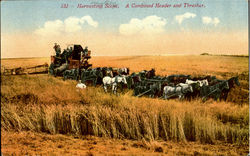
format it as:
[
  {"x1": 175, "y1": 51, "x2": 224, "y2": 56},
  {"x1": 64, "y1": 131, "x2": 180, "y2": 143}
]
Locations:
[{"x1": 1, "y1": 131, "x2": 249, "y2": 156}]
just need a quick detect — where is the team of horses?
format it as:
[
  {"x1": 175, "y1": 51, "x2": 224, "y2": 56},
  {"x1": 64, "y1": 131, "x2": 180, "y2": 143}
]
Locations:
[{"x1": 64, "y1": 67, "x2": 240, "y2": 101}]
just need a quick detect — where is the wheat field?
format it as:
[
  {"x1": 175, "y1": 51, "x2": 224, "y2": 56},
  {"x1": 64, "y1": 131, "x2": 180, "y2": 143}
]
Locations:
[{"x1": 1, "y1": 55, "x2": 249, "y2": 155}]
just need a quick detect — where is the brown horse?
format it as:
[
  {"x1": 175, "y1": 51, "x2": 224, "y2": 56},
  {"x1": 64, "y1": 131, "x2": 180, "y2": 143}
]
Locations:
[{"x1": 145, "y1": 68, "x2": 156, "y2": 79}]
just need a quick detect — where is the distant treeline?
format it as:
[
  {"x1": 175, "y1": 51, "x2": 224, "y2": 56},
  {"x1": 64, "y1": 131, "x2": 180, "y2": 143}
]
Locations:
[{"x1": 200, "y1": 53, "x2": 249, "y2": 58}]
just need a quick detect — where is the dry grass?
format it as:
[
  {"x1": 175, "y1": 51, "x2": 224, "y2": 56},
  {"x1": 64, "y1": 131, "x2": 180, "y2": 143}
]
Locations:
[
  {"x1": 1, "y1": 57, "x2": 50, "y2": 69},
  {"x1": 1, "y1": 75, "x2": 248, "y2": 144},
  {"x1": 1, "y1": 55, "x2": 248, "y2": 78},
  {"x1": 1, "y1": 55, "x2": 249, "y2": 155}
]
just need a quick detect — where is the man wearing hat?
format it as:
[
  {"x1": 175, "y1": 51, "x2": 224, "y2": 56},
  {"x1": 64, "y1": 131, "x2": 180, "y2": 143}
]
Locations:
[{"x1": 53, "y1": 43, "x2": 61, "y2": 57}]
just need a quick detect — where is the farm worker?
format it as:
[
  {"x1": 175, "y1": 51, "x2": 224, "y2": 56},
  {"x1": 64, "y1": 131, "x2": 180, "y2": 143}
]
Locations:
[
  {"x1": 76, "y1": 80, "x2": 87, "y2": 89},
  {"x1": 69, "y1": 47, "x2": 73, "y2": 54},
  {"x1": 68, "y1": 47, "x2": 73, "y2": 57},
  {"x1": 62, "y1": 49, "x2": 69, "y2": 64},
  {"x1": 66, "y1": 47, "x2": 70, "y2": 53},
  {"x1": 83, "y1": 46, "x2": 88, "y2": 56},
  {"x1": 54, "y1": 43, "x2": 61, "y2": 57}
]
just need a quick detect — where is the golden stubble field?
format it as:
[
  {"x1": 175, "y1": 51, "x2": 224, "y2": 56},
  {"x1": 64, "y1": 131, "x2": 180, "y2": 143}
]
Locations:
[
  {"x1": 2, "y1": 55, "x2": 247, "y2": 78},
  {"x1": 1, "y1": 55, "x2": 249, "y2": 155}
]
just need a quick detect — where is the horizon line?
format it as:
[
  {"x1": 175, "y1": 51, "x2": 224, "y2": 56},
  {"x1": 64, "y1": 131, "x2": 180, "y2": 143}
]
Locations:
[{"x1": 1, "y1": 53, "x2": 249, "y2": 59}]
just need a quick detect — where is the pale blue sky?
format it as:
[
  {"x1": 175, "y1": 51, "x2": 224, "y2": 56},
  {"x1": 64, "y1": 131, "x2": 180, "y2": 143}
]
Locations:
[
  {"x1": 1, "y1": 0, "x2": 248, "y2": 34},
  {"x1": 1, "y1": 0, "x2": 248, "y2": 58}
]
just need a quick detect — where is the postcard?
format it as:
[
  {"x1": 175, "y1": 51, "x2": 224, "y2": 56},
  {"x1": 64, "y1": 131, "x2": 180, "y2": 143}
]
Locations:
[{"x1": 1, "y1": 0, "x2": 249, "y2": 155}]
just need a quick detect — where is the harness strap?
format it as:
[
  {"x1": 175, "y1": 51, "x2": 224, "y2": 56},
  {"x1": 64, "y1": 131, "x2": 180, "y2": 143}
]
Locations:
[
  {"x1": 174, "y1": 87, "x2": 177, "y2": 93},
  {"x1": 115, "y1": 76, "x2": 118, "y2": 82},
  {"x1": 181, "y1": 86, "x2": 184, "y2": 93}
]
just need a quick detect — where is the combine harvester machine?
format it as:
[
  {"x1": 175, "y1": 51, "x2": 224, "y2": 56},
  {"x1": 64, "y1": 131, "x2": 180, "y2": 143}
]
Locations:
[{"x1": 49, "y1": 44, "x2": 92, "y2": 79}]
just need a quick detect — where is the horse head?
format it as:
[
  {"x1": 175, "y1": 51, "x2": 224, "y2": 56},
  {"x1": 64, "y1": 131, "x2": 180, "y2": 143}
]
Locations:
[
  {"x1": 150, "y1": 68, "x2": 156, "y2": 77},
  {"x1": 127, "y1": 68, "x2": 130, "y2": 75},
  {"x1": 196, "y1": 81, "x2": 202, "y2": 87},
  {"x1": 230, "y1": 76, "x2": 240, "y2": 86},
  {"x1": 222, "y1": 81, "x2": 230, "y2": 90},
  {"x1": 122, "y1": 75, "x2": 127, "y2": 84},
  {"x1": 107, "y1": 70, "x2": 113, "y2": 77},
  {"x1": 198, "y1": 79, "x2": 209, "y2": 87},
  {"x1": 204, "y1": 79, "x2": 209, "y2": 86},
  {"x1": 225, "y1": 81, "x2": 230, "y2": 90},
  {"x1": 235, "y1": 77, "x2": 240, "y2": 86},
  {"x1": 227, "y1": 76, "x2": 240, "y2": 88},
  {"x1": 189, "y1": 85, "x2": 193, "y2": 93}
]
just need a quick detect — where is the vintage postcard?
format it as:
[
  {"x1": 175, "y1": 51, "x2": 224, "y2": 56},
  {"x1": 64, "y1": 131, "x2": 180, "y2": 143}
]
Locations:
[{"x1": 1, "y1": 0, "x2": 249, "y2": 155}]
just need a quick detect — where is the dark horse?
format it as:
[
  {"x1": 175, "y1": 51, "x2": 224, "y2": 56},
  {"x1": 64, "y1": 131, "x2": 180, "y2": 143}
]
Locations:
[
  {"x1": 128, "y1": 73, "x2": 142, "y2": 89},
  {"x1": 166, "y1": 74, "x2": 191, "y2": 85},
  {"x1": 145, "y1": 68, "x2": 156, "y2": 79},
  {"x1": 81, "y1": 68, "x2": 103, "y2": 86},
  {"x1": 184, "y1": 83, "x2": 201, "y2": 101},
  {"x1": 101, "y1": 67, "x2": 113, "y2": 77},
  {"x1": 63, "y1": 68, "x2": 79, "y2": 80},
  {"x1": 220, "y1": 76, "x2": 240, "y2": 101},
  {"x1": 201, "y1": 80, "x2": 229, "y2": 101}
]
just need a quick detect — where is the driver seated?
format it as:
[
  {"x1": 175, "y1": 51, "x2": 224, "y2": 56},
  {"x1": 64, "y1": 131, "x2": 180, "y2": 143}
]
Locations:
[
  {"x1": 83, "y1": 46, "x2": 88, "y2": 56},
  {"x1": 54, "y1": 43, "x2": 61, "y2": 57}
]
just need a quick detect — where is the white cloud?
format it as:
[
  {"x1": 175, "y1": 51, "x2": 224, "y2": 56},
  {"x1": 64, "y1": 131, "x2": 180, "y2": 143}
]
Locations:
[
  {"x1": 202, "y1": 17, "x2": 212, "y2": 24},
  {"x1": 34, "y1": 16, "x2": 98, "y2": 36},
  {"x1": 202, "y1": 16, "x2": 220, "y2": 26},
  {"x1": 64, "y1": 17, "x2": 83, "y2": 33},
  {"x1": 213, "y1": 17, "x2": 220, "y2": 26},
  {"x1": 80, "y1": 16, "x2": 98, "y2": 28},
  {"x1": 119, "y1": 15, "x2": 167, "y2": 35},
  {"x1": 34, "y1": 20, "x2": 64, "y2": 36},
  {"x1": 175, "y1": 12, "x2": 196, "y2": 24}
]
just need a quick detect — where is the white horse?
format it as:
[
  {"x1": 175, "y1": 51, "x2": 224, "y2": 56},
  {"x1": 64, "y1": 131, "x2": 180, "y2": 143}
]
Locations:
[
  {"x1": 177, "y1": 83, "x2": 191, "y2": 88},
  {"x1": 103, "y1": 75, "x2": 127, "y2": 94},
  {"x1": 163, "y1": 84, "x2": 193, "y2": 100},
  {"x1": 185, "y1": 79, "x2": 208, "y2": 87},
  {"x1": 119, "y1": 67, "x2": 129, "y2": 75},
  {"x1": 199, "y1": 79, "x2": 209, "y2": 86}
]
